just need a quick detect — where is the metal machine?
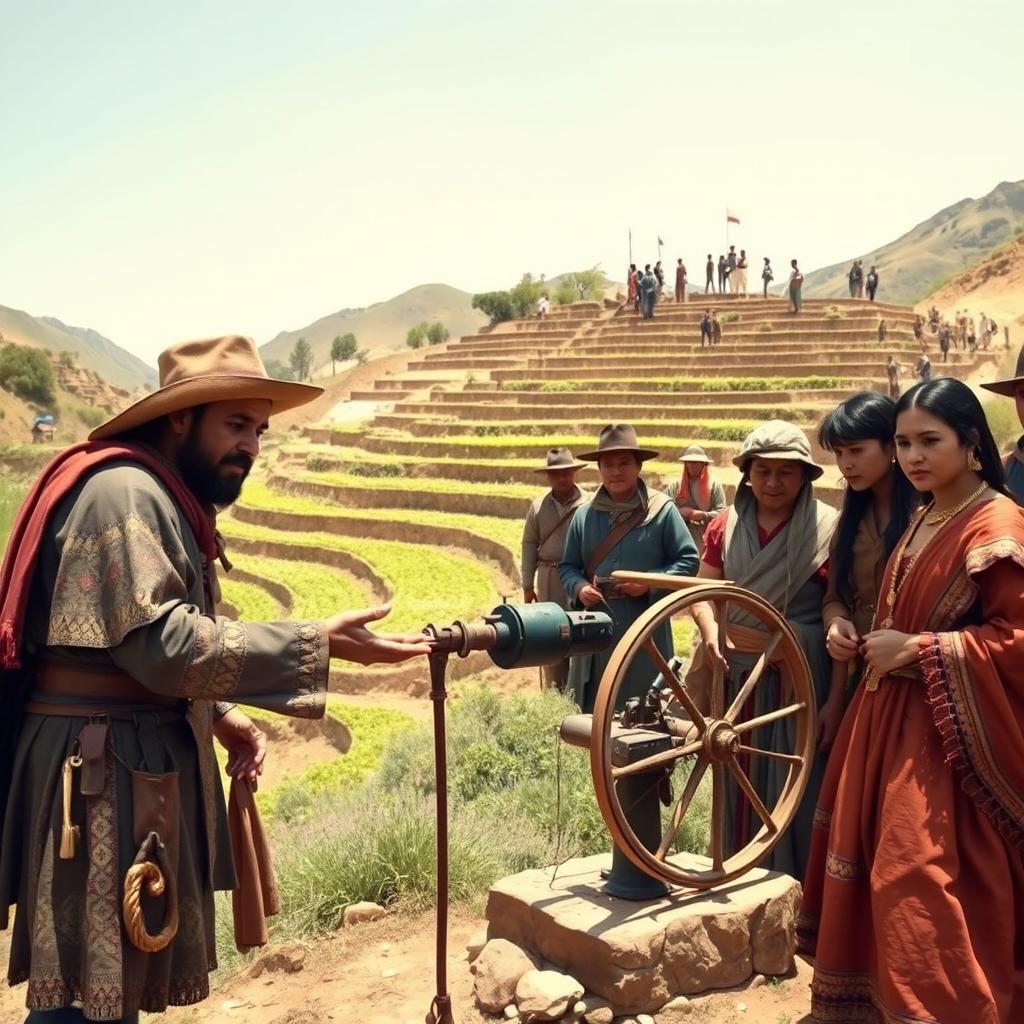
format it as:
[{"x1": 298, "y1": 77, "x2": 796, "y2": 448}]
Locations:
[{"x1": 422, "y1": 574, "x2": 817, "y2": 1023}]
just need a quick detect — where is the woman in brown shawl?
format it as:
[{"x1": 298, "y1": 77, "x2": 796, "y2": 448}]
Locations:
[{"x1": 800, "y1": 379, "x2": 1024, "y2": 1023}]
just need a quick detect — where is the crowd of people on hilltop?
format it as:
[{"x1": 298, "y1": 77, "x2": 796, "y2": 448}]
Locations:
[
  {"x1": 914, "y1": 305, "x2": 1006, "y2": 356},
  {"x1": 846, "y1": 260, "x2": 879, "y2": 301},
  {"x1": 521, "y1": 348, "x2": 1024, "y2": 1023},
  {"x1": 627, "y1": 245, "x2": 806, "y2": 317}
]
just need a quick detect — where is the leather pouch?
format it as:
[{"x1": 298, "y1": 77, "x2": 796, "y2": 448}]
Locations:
[{"x1": 78, "y1": 722, "x2": 109, "y2": 796}]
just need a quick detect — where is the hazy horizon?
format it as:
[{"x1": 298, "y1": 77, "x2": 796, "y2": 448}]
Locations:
[{"x1": 3, "y1": 0, "x2": 1022, "y2": 365}]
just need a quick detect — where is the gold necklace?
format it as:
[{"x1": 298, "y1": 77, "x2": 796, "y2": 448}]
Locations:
[{"x1": 923, "y1": 481, "x2": 987, "y2": 526}]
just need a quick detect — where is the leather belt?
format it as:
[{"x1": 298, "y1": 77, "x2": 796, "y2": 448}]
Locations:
[
  {"x1": 26, "y1": 661, "x2": 183, "y2": 718},
  {"x1": 24, "y1": 701, "x2": 186, "y2": 720}
]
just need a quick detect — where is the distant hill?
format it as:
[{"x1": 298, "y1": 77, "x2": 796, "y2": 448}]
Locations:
[
  {"x1": 0, "y1": 305, "x2": 155, "y2": 391},
  {"x1": 920, "y1": 233, "x2": 1024, "y2": 331},
  {"x1": 804, "y1": 179, "x2": 1024, "y2": 305},
  {"x1": 260, "y1": 283, "x2": 487, "y2": 375}
]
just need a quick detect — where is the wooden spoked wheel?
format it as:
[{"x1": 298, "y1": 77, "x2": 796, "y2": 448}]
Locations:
[{"x1": 590, "y1": 575, "x2": 816, "y2": 889}]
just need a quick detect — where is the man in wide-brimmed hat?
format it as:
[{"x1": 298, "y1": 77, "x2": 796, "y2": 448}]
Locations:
[
  {"x1": 662, "y1": 444, "x2": 727, "y2": 552},
  {"x1": 559, "y1": 424, "x2": 698, "y2": 712},
  {"x1": 980, "y1": 345, "x2": 1024, "y2": 501},
  {"x1": 0, "y1": 335, "x2": 430, "y2": 1023},
  {"x1": 522, "y1": 447, "x2": 588, "y2": 690}
]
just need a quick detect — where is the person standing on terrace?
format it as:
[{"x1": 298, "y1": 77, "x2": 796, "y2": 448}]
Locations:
[
  {"x1": 980, "y1": 344, "x2": 1024, "y2": 502},
  {"x1": 800, "y1": 379, "x2": 1024, "y2": 1024},
  {"x1": 705, "y1": 253, "x2": 715, "y2": 294},
  {"x1": 717, "y1": 254, "x2": 728, "y2": 294},
  {"x1": 522, "y1": 447, "x2": 588, "y2": 691},
  {"x1": 761, "y1": 257, "x2": 774, "y2": 299},
  {"x1": 866, "y1": 264, "x2": 879, "y2": 301},
  {"x1": 687, "y1": 420, "x2": 837, "y2": 878},
  {"x1": 0, "y1": 336, "x2": 431, "y2": 1024},
  {"x1": 560, "y1": 424, "x2": 697, "y2": 712},
  {"x1": 639, "y1": 265, "x2": 658, "y2": 320},
  {"x1": 735, "y1": 249, "x2": 749, "y2": 296},
  {"x1": 699, "y1": 309, "x2": 713, "y2": 349},
  {"x1": 815, "y1": 393, "x2": 918, "y2": 753},
  {"x1": 627, "y1": 263, "x2": 638, "y2": 310},
  {"x1": 674, "y1": 258, "x2": 687, "y2": 303},
  {"x1": 662, "y1": 444, "x2": 726, "y2": 552},
  {"x1": 788, "y1": 259, "x2": 803, "y2": 314}
]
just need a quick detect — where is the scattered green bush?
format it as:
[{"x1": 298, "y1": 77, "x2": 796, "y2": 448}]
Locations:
[
  {"x1": 825, "y1": 305, "x2": 845, "y2": 320},
  {"x1": 719, "y1": 312, "x2": 741, "y2": 323},
  {"x1": 306, "y1": 454, "x2": 333, "y2": 472},
  {"x1": 0, "y1": 344, "x2": 57, "y2": 406},
  {"x1": 75, "y1": 405, "x2": 106, "y2": 428},
  {"x1": 347, "y1": 461, "x2": 405, "y2": 478}
]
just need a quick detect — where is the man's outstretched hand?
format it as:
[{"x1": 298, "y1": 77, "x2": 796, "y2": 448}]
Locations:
[{"x1": 326, "y1": 604, "x2": 433, "y2": 664}]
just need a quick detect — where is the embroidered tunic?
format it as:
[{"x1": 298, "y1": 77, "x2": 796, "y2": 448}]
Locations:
[{"x1": 1, "y1": 463, "x2": 329, "y2": 1019}]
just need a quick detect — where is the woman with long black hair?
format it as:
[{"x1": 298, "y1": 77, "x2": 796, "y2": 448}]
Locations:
[
  {"x1": 800, "y1": 378, "x2": 1024, "y2": 1023},
  {"x1": 814, "y1": 392, "x2": 918, "y2": 750}
]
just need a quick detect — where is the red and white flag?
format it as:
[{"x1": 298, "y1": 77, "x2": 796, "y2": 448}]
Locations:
[{"x1": 726, "y1": 208, "x2": 740, "y2": 225}]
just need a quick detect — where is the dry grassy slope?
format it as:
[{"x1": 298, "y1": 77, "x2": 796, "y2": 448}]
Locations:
[
  {"x1": 919, "y1": 234, "x2": 1024, "y2": 331},
  {"x1": 0, "y1": 382, "x2": 111, "y2": 446},
  {"x1": 0, "y1": 304, "x2": 155, "y2": 391},
  {"x1": 804, "y1": 179, "x2": 1024, "y2": 305},
  {"x1": 260, "y1": 283, "x2": 487, "y2": 374}
]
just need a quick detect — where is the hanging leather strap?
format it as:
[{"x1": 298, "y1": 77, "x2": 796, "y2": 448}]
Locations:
[
  {"x1": 585, "y1": 505, "x2": 647, "y2": 579},
  {"x1": 539, "y1": 502, "x2": 583, "y2": 549}
]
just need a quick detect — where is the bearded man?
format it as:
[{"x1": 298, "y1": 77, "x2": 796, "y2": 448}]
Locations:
[{"x1": 0, "y1": 335, "x2": 430, "y2": 1023}]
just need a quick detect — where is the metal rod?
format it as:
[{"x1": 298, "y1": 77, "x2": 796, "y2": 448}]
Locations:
[{"x1": 427, "y1": 646, "x2": 456, "y2": 1024}]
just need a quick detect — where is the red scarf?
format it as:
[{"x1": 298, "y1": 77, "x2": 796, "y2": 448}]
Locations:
[
  {"x1": 677, "y1": 465, "x2": 712, "y2": 510},
  {"x1": 0, "y1": 441, "x2": 218, "y2": 669}
]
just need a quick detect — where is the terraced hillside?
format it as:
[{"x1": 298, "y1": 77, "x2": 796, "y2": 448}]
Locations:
[{"x1": 224, "y1": 295, "x2": 997, "y2": 695}]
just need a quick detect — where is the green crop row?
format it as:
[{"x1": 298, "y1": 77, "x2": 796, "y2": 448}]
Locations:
[
  {"x1": 220, "y1": 515, "x2": 501, "y2": 631},
  {"x1": 241, "y1": 480, "x2": 524, "y2": 556},
  {"x1": 261, "y1": 697, "x2": 416, "y2": 822},
  {"x1": 297, "y1": 469, "x2": 539, "y2": 501},
  {"x1": 228, "y1": 553, "x2": 370, "y2": 620},
  {"x1": 498, "y1": 376, "x2": 843, "y2": 394},
  {"x1": 219, "y1": 577, "x2": 280, "y2": 620}
]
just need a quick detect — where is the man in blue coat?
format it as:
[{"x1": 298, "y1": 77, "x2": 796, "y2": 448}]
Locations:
[{"x1": 560, "y1": 424, "x2": 698, "y2": 712}]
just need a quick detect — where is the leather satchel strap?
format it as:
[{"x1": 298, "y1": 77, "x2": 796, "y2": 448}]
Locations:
[
  {"x1": 539, "y1": 503, "x2": 583, "y2": 549},
  {"x1": 585, "y1": 505, "x2": 646, "y2": 580}
]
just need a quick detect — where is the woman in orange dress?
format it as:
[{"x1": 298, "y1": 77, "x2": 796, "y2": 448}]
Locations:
[{"x1": 799, "y1": 378, "x2": 1024, "y2": 1023}]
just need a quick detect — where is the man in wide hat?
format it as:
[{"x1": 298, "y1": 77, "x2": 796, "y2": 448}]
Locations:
[
  {"x1": 980, "y1": 345, "x2": 1024, "y2": 502},
  {"x1": 522, "y1": 447, "x2": 588, "y2": 690},
  {"x1": 558, "y1": 425, "x2": 698, "y2": 712},
  {"x1": 0, "y1": 335, "x2": 430, "y2": 1023}
]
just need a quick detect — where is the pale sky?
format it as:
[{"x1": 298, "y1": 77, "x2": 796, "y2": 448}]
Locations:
[{"x1": 2, "y1": 0, "x2": 1022, "y2": 365}]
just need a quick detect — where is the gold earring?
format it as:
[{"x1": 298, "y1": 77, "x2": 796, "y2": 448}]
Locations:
[{"x1": 968, "y1": 449, "x2": 982, "y2": 472}]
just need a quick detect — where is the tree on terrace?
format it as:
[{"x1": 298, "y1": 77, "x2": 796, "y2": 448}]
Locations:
[
  {"x1": 330, "y1": 333, "x2": 358, "y2": 373},
  {"x1": 289, "y1": 337, "x2": 314, "y2": 381}
]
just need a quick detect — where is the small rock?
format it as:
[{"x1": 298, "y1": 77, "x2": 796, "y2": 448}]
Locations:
[
  {"x1": 340, "y1": 900, "x2": 386, "y2": 927},
  {"x1": 656, "y1": 995, "x2": 692, "y2": 1020},
  {"x1": 248, "y1": 943, "x2": 306, "y2": 978},
  {"x1": 503, "y1": 1005, "x2": 519, "y2": 1020},
  {"x1": 749, "y1": 974, "x2": 766, "y2": 989},
  {"x1": 573, "y1": 1001, "x2": 588, "y2": 1015},
  {"x1": 474, "y1": 939, "x2": 539, "y2": 1014},
  {"x1": 736, "y1": 1002, "x2": 747, "y2": 1013},
  {"x1": 466, "y1": 928, "x2": 489, "y2": 964},
  {"x1": 516, "y1": 969, "x2": 584, "y2": 1021},
  {"x1": 381, "y1": 967, "x2": 398, "y2": 979},
  {"x1": 584, "y1": 1009, "x2": 614, "y2": 1024},
  {"x1": 637, "y1": 1016, "x2": 655, "y2": 1024}
]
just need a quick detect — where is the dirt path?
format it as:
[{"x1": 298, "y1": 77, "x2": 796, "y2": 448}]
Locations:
[{"x1": 148, "y1": 910, "x2": 813, "y2": 1024}]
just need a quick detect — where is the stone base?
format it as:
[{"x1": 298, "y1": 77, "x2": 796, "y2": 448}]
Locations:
[{"x1": 484, "y1": 852, "x2": 801, "y2": 1015}]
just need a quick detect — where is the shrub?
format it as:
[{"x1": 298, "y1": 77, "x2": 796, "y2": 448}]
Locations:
[
  {"x1": 472, "y1": 291, "x2": 516, "y2": 324},
  {"x1": 719, "y1": 312, "x2": 741, "y2": 323},
  {"x1": 306, "y1": 454, "x2": 333, "y2": 472},
  {"x1": 347, "y1": 461, "x2": 405, "y2": 478},
  {"x1": 76, "y1": 405, "x2": 106, "y2": 428},
  {"x1": 539, "y1": 381, "x2": 577, "y2": 393},
  {"x1": 825, "y1": 305, "x2": 845, "y2": 320},
  {"x1": 0, "y1": 344, "x2": 57, "y2": 406}
]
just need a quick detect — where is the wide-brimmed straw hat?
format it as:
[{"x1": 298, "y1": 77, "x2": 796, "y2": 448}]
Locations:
[
  {"x1": 532, "y1": 447, "x2": 587, "y2": 473},
  {"x1": 677, "y1": 444, "x2": 712, "y2": 464},
  {"x1": 979, "y1": 346, "x2": 1024, "y2": 398},
  {"x1": 578, "y1": 423, "x2": 659, "y2": 462},
  {"x1": 90, "y1": 335, "x2": 324, "y2": 440},
  {"x1": 731, "y1": 420, "x2": 823, "y2": 480}
]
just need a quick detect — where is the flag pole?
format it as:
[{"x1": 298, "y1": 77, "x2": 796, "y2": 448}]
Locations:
[{"x1": 628, "y1": 228, "x2": 633, "y2": 267}]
